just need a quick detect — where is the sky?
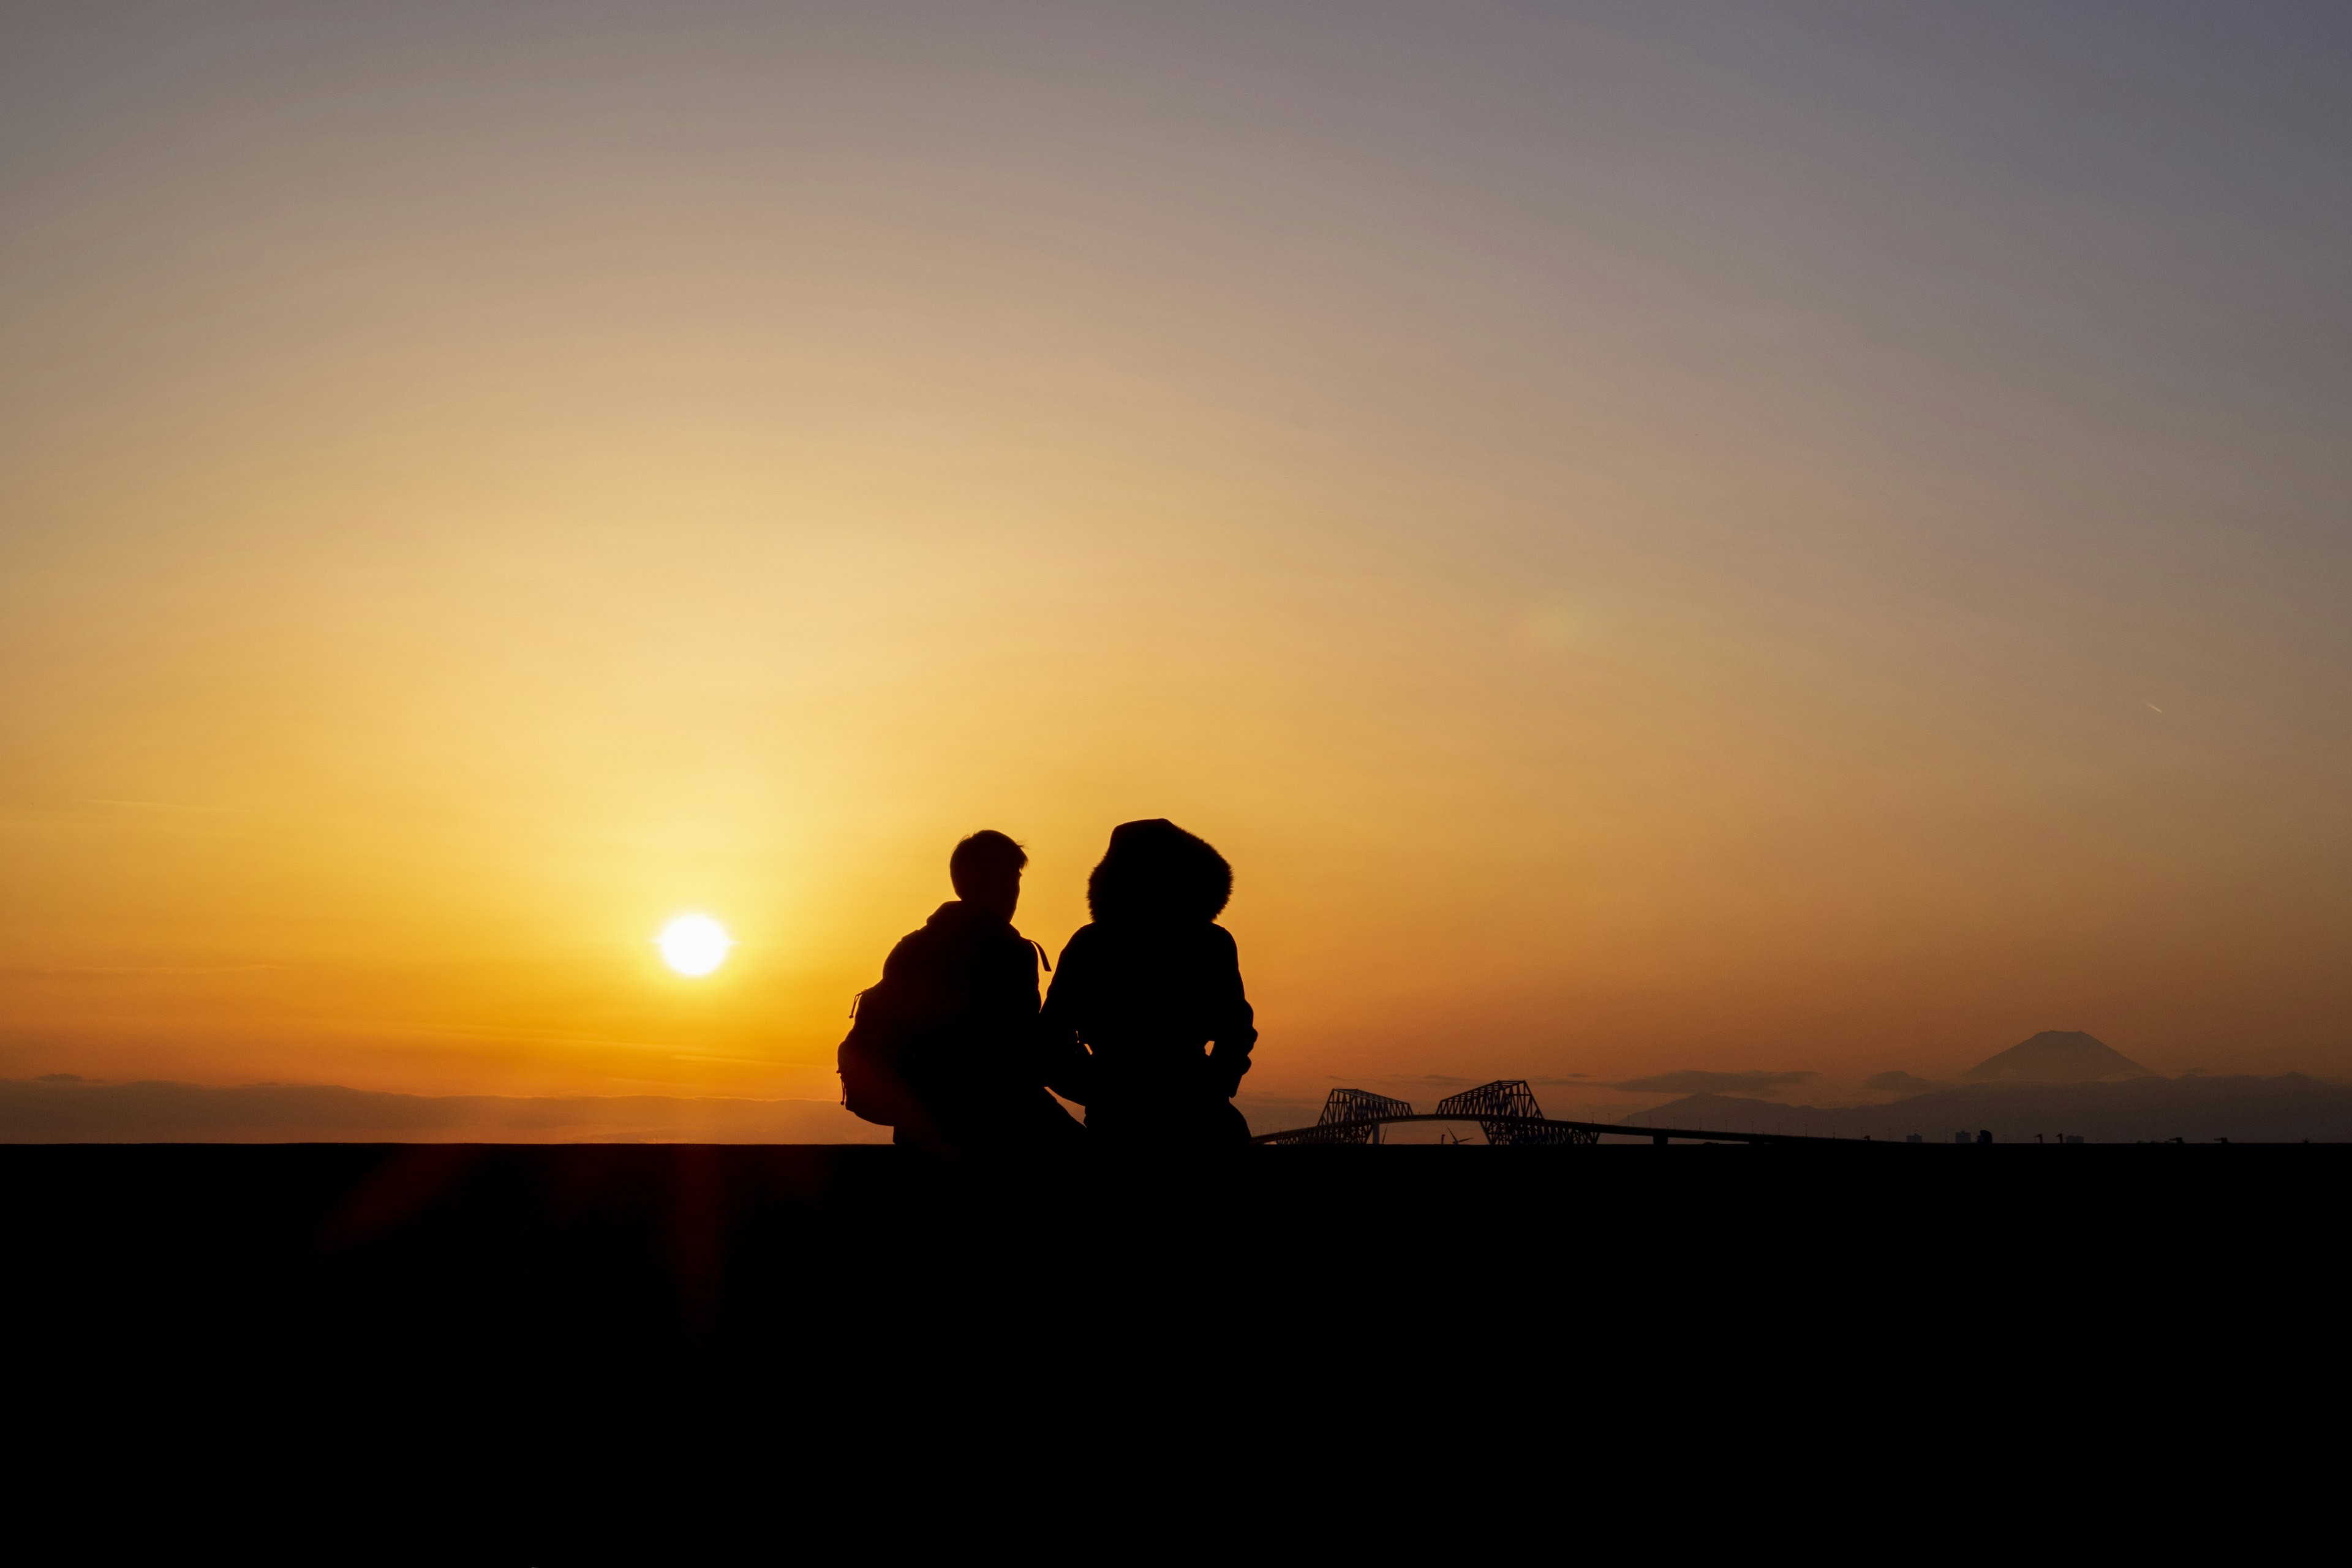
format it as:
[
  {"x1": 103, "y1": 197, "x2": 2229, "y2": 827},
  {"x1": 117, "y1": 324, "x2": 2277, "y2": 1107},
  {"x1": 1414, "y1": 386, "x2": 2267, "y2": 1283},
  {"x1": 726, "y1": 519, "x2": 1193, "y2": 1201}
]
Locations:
[{"x1": 2, "y1": 1, "x2": 2348, "y2": 1116}]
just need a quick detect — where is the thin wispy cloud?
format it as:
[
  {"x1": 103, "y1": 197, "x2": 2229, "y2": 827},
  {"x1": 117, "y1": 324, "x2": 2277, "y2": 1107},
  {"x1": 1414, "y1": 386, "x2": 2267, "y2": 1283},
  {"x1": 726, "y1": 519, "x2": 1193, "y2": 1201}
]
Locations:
[{"x1": 1607, "y1": 1071, "x2": 1817, "y2": 1098}]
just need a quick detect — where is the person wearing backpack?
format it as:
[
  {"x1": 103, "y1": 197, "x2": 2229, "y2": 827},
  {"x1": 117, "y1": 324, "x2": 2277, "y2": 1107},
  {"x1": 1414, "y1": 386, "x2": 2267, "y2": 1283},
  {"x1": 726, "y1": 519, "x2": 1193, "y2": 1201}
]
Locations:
[{"x1": 839, "y1": 830, "x2": 1084, "y2": 1149}]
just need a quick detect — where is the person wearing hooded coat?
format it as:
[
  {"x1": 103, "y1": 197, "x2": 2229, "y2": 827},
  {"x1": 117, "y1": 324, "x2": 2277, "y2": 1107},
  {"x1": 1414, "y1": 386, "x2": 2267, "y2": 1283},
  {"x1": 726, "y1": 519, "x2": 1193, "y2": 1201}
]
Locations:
[{"x1": 1039, "y1": 819, "x2": 1257, "y2": 1145}]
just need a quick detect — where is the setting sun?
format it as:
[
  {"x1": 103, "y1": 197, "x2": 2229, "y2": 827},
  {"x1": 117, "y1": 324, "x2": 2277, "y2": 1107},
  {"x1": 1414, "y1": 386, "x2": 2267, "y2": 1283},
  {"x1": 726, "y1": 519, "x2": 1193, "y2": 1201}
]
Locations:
[{"x1": 656, "y1": 915, "x2": 733, "y2": 978}]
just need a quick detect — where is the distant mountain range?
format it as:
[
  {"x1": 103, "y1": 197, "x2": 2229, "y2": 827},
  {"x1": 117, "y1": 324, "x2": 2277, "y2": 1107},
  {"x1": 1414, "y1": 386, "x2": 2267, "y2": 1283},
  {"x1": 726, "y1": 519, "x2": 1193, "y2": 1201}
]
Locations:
[
  {"x1": 1612, "y1": 1031, "x2": 2348, "y2": 1142},
  {"x1": 8, "y1": 1027, "x2": 2347, "y2": 1143},
  {"x1": 1634, "y1": 1074, "x2": 2352, "y2": 1144}
]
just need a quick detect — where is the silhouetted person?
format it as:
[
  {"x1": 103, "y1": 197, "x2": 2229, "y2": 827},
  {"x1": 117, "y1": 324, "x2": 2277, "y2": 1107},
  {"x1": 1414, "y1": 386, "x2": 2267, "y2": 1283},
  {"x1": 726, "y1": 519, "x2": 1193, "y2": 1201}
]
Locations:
[
  {"x1": 840, "y1": 831, "x2": 1082, "y2": 1150},
  {"x1": 1040, "y1": 820, "x2": 1256, "y2": 1145}
]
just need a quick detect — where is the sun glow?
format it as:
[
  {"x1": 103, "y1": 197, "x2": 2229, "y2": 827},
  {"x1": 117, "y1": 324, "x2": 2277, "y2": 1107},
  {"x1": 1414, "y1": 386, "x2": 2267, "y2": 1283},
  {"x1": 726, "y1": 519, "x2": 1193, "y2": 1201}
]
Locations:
[{"x1": 656, "y1": 914, "x2": 733, "y2": 977}]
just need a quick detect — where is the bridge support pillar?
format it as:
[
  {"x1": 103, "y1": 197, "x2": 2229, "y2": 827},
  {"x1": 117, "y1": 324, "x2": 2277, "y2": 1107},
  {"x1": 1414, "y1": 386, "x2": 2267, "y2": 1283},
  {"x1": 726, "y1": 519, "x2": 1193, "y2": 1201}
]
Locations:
[{"x1": 1653, "y1": 1132, "x2": 1668, "y2": 1146}]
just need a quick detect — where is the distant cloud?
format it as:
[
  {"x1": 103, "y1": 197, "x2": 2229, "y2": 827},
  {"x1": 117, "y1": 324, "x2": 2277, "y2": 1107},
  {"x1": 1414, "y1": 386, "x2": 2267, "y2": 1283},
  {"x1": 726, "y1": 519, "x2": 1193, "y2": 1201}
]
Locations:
[
  {"x1": 5, "y1": 963, "x2": 286, "y2": 976},
  {"x1": 1864, "y1": 1071, "x2": 1947, "y2": 1095},
  {"x1": 1607, "y1": 1070, "x2": 1815, "y2": 1098},
  {"x1": 0, "y1": 1077, "x2": 886, "y2": 1144}
]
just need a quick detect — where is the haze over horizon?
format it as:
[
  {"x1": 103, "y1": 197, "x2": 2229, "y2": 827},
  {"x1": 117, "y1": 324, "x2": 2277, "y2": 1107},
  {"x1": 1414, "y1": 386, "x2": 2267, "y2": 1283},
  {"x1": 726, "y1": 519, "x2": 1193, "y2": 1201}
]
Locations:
[{"x1": 5, "y1": 2, "x2": 2350, "y2": 1112}]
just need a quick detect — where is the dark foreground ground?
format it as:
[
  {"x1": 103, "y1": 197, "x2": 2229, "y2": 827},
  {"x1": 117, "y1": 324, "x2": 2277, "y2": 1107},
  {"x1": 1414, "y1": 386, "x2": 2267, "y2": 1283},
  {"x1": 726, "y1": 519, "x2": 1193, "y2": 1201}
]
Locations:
[{"x1": 4, "y1": 1144, "x2": 2334, "y2": 1547}]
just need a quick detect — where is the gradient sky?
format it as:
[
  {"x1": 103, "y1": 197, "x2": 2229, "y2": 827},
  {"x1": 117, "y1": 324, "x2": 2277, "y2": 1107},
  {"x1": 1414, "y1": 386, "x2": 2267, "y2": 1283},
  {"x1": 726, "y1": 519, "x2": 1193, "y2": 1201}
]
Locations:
[{"x1": 4, "y1": 1, "x2": 2348, "y2": 1109}]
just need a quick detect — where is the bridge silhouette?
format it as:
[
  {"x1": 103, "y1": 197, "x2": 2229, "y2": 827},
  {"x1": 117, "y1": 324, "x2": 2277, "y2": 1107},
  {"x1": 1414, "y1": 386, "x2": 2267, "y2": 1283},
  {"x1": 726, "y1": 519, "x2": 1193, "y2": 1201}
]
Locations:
[{"x1": 1253, "y1": 1080, "x2": 1866, "y2": 1145}]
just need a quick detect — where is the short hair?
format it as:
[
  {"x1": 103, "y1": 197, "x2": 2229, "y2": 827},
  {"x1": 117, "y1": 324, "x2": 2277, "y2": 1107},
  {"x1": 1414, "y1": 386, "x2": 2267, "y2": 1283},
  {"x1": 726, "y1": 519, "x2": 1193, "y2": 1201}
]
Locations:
[
  {"x1": 1086, "y1": 819, "x2": 1231, "y2": 924},
  {"x1": 949, "y1": 829, "x2": 1028, "y2": 895}
]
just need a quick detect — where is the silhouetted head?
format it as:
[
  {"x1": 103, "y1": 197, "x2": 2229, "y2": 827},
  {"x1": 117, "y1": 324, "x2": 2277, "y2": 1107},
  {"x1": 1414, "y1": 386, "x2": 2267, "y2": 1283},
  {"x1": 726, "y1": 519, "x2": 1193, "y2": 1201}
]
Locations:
[
  {"x1": 1087, "y1": 820, "x2": 1231, "y2": 925},
  {"x1": 949, "y1": 830, "x2": 1027, "y2": 921}
]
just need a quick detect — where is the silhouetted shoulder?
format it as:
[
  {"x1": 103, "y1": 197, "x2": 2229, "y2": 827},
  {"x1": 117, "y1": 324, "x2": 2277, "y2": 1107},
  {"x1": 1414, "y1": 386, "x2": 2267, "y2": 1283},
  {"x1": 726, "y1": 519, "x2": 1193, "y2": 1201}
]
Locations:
[{"x1": 880, "y1": 924, "x2": 942, "y2": 981}]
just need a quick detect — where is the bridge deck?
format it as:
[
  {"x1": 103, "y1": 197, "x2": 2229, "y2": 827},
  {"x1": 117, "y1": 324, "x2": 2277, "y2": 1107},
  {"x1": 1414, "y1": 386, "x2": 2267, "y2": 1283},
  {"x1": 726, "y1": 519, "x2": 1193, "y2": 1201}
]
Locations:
[{"x1": 1251, "y1": 1113, "x2": 1891, "y2": 1145}]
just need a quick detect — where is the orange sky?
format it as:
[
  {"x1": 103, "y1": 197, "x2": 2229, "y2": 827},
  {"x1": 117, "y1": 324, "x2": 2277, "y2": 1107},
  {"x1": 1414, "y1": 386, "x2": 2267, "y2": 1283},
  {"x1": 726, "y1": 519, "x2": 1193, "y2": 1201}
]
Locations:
[{"x1": 4, "y1": 3, "x2": 2349, "y2": 1108}]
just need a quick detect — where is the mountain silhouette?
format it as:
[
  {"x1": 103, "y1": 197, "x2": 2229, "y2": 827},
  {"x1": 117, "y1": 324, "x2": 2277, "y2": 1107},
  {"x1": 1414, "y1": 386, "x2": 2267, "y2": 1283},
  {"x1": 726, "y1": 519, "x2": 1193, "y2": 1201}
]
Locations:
[
  {"x1": 1961, "y1": 1030, "x2": 2150, "y2": 1084},
  {"x1": 1632, "y1": 1073, "x2": 2351, "y2": 1143}
]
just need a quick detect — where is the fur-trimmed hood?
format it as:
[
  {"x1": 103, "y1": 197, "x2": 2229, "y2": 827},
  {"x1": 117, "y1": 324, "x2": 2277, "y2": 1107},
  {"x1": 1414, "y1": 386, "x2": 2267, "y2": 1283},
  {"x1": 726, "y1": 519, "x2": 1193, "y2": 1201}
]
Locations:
[{"x1": 1085, "y1": 819, "x2": 1231, "y2": 924}]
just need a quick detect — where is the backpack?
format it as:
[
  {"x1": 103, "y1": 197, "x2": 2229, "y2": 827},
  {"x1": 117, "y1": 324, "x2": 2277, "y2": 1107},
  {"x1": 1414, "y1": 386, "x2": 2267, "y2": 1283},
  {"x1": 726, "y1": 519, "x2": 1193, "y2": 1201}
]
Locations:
[
  {"x1": 837, "y1": 922, "x2": 1050, "y2": 1128},
  {"x1": 837, "y1": 979, "x2": 919, "y2": 1128}
]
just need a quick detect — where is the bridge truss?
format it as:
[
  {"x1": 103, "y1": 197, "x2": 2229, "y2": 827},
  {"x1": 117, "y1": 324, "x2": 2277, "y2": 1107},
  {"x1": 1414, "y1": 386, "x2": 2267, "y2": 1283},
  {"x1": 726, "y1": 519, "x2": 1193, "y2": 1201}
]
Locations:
[
  {"x1": 1431, "y1": 1081, "x2": 1597, "y2": 1146},
  {"x1": 1272, "y1": 1088, "x2": 1418, "y2": 1145}
]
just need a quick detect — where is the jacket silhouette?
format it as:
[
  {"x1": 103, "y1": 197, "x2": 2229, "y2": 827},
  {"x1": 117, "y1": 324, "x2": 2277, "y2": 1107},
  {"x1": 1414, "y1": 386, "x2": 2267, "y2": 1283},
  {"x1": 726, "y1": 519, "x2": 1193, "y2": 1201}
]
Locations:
[
  {"x1": 1041, "y1": 820, "x2": 1256, "y2": 1145},
  {"x1": 854, "y1": 832, "x2": 1082, "y2": 1150}
]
